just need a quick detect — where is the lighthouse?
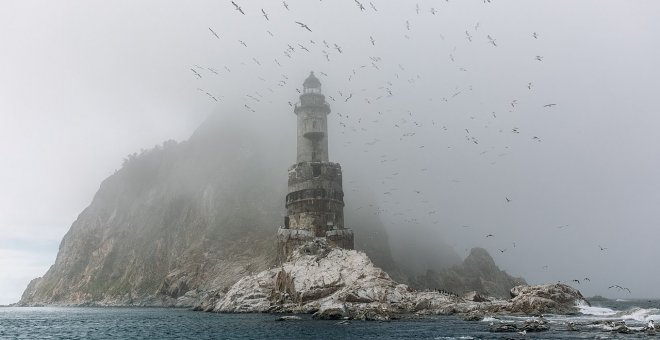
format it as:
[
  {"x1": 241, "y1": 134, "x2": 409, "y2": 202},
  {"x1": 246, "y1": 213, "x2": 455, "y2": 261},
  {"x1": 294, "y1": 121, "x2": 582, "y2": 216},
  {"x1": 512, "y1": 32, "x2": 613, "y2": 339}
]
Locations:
[{"x1": 277, "y1": 72, "x2": 354, "y2": 262}]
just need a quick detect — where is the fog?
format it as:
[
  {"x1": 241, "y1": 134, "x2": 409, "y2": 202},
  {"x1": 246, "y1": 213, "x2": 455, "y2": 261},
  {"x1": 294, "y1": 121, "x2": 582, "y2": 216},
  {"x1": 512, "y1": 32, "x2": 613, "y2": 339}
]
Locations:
[{"x1": 1, "y1": 0, "x2": 659, "y2": 304}]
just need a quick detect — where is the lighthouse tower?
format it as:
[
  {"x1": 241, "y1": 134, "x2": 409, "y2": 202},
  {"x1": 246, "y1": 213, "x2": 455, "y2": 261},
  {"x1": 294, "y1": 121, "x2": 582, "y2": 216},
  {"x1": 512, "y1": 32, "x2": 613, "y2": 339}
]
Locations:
[{"x1": 277, "y1": 72, "x2": 354, "y2": 262}]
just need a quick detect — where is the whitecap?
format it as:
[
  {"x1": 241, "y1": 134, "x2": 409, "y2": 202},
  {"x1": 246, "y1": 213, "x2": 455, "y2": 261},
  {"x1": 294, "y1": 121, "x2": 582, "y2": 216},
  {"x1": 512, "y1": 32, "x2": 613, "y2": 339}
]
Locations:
[{"x1": 578, "y1": 301, "x2": 617, "y2": 316}]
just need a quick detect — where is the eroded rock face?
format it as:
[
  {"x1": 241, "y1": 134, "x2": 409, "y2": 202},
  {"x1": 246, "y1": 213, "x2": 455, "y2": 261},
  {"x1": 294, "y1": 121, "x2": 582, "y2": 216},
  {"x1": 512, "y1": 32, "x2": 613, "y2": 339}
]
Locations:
[{"x1": 207, "y1": 241, "x2": 587, "y2": 319}]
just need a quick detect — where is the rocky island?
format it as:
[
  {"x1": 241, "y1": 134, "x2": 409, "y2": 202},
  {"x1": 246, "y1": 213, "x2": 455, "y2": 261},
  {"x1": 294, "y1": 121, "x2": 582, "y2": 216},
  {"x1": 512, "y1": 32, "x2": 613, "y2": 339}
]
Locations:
[{"x1": 18, "y1": 74, "x2": 591, "y2": 329}]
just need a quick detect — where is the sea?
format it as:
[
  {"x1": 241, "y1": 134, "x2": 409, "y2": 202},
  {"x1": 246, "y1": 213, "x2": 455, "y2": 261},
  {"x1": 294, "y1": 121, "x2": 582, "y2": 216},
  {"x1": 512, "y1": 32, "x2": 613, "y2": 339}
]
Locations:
[{"x1": 0, "y1": 299, "x2": 658, "y2": 339}]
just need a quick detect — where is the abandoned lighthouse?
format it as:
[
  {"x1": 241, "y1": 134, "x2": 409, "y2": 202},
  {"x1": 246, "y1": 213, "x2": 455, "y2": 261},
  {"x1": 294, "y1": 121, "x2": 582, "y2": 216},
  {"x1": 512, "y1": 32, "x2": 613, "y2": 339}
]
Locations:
[{"x1": 277, "y1": 72, "x2": 354, "y2": 261}]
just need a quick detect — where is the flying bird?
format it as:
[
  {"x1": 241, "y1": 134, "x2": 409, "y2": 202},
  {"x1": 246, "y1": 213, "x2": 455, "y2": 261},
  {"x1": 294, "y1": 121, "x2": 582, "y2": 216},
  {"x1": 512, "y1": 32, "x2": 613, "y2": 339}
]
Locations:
[
  {"x1": 261, "y1": 9, "x2": 269, "y2": 21},
  {"x1": 231, "y1": 1, "x2": 245, "y2": 15},
  {"x1": 532, "y1": 32, "x2": 538, "y2": 39},
  {"x1": 486, "y1": 234, "x2": 494, "y2": 238},
  {"x1": 498, "y1": 248, "x2": 506, "y2": 253},
  {"x1": 505, "y1": 197, "x2": 511, "y2": 203},
  {"x1": 370, "y1": 36, "x2": 375, "y2": 45},
  {"x1": 238, "y1": 40, "x2": 247, "y2": 47},
  {"x1": 543, "y1": 103, "x2": 557, "y2": 107},
  {"x1": 208, "y1": 28, "x2": 220, "y2": 39},
  {"x1": 571, "y1": 279, "x2": 580, "y2": 284},
  {"x1": 369, "y1": 2, "x2": 377, "y2": 11},
  {"x1": 334, "y1": 43, "x2": 343, "y2": 53},
  {"x1": 295, "y1": 21, "x2": 312, "y2": 32},
  {"x1": 354, "y1": 0, "x2": 365, "y2": 11},
  {"x1": 535, "y1": 55, "x2": 544, "y2": 61},
  {"x1": 282, "y1": 1, "x2": 289, "y2": 10},
  {"x1": 598, "y1": 245, "x2": 607, "y2": 251},
  {"x1": 487, "y1": 35, "x2": 497, "y2": 46}
]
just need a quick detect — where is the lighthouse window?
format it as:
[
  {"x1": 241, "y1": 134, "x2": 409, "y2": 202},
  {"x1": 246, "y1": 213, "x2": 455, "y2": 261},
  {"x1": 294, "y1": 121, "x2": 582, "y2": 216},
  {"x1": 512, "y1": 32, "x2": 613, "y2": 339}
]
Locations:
[
  {"x1": 312, "y1": 120, "x2": 317, "y2": 129},
  {"x1": 312, "y1": 164, "x2": 321, "y2": 177}
]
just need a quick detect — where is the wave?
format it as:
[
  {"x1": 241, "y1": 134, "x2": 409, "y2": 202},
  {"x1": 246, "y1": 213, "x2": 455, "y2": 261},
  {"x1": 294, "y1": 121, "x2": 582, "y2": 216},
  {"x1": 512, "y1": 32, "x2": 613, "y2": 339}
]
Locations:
[
  {"x1": 578, "y1": 301, "x2": 617, "y2": 316},
  {"x1": 579, "y1": 301, "x2": 660, "y2": 325},
  {"x1": 616, "y1": 307, "x2": 660, "y2": 322}
]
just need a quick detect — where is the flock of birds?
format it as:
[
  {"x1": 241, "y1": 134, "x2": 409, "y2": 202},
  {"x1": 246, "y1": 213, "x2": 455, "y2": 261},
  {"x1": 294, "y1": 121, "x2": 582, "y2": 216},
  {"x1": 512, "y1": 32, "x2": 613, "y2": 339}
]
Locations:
[{"x1": 188, "y1": 1, "x2": 630, "y2": 296}]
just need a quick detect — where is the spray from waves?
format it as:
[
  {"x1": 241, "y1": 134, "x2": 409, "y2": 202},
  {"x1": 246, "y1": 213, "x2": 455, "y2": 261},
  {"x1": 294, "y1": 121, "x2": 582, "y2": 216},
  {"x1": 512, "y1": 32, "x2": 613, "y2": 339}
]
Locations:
[
  {"x1": 578, "y1": 301, "x2": 617, "y2": 317},
  {"x1": 579, "y1": 301, "x2": 660, "y2": 324},
  {"x1": 615, "y1": 307, "x2": 660, "y2": 322}
]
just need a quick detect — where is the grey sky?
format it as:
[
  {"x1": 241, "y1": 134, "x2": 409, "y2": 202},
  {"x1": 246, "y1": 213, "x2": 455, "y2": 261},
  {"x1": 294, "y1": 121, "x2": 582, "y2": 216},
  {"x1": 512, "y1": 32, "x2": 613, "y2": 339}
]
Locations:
[{"x1": 1, "y1": 0, "x2": 659, "y2": 304}]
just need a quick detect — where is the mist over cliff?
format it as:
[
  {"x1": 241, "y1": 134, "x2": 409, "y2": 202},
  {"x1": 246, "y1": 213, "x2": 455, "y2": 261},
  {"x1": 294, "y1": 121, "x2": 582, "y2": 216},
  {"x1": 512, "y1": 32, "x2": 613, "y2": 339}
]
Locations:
[{"x1": 19, "y1": 115, "x2": 468, "y2": 306}]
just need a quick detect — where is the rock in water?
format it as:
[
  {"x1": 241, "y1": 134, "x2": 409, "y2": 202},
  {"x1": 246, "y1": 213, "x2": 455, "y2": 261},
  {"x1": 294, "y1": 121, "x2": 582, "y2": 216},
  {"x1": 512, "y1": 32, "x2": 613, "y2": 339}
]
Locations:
[{"x1": 503, "y1": 283, "x2": 590, "y2": 315}]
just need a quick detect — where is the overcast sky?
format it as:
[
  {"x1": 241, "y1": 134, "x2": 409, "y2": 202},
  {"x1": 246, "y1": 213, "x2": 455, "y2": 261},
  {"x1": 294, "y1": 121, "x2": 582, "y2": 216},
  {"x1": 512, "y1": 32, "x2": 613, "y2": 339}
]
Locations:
[{"x1": 1, "y1": 0, "x2": 659, "y2": 305}]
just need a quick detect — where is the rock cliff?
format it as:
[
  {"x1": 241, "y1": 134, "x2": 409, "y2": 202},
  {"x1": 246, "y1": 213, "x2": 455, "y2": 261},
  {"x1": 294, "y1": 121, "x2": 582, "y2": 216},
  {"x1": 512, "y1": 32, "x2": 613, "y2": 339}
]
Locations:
[
  {"x1": 18, "y1": 116, "x2": 398, "y2": 306},
  {"x1": 411, "y1": 247, "x2": 526, "y2": 298}
]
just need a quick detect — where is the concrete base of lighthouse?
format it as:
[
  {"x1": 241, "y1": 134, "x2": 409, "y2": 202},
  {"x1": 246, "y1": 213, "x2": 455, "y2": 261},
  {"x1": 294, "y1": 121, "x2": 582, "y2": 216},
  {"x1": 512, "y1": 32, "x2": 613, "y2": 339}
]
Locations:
[{"x1": 277, "y1": 227, "x2": 354, "y2": 263}]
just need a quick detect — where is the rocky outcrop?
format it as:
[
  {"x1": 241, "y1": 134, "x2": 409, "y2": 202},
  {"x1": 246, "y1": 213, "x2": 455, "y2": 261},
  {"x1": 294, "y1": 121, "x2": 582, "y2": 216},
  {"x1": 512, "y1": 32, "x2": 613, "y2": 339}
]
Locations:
[
  {"x1": 411, "y1": 247, "x2": 526, "y2": 298},
  {"x1": 501, "y1": 283, "x2": 590, "y2": 315},
  {"x1": 205, "y1": 240, "x2": 588, "y2": 319}
]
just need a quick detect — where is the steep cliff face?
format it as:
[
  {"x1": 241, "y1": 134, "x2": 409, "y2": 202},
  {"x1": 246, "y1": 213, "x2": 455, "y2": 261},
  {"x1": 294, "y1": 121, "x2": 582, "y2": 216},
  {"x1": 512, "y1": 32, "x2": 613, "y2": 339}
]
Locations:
[
  {"x1": 411, "y1": 247, "x2": 526, "y2": 298},
  {"x1": 19, "y1": 116, "x2": 397, "y2": 306}
]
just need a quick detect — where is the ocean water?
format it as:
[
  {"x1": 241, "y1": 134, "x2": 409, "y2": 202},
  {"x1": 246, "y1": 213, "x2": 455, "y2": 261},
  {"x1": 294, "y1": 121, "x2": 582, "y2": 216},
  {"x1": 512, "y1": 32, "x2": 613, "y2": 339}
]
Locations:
[{"x1": 0, "y1": 300, "x2": 658, "y2": 339}]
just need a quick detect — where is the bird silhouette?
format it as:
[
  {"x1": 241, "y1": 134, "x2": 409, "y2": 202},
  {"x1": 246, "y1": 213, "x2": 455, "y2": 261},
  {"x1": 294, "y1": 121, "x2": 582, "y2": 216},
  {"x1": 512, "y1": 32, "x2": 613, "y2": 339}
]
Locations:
[
  {"x1": 282, "y1": 1, "x2": 289, "y2": 10},
  {"x1": 261, "y1": 9, "x2": 269, "y2": 21},
  {"x1": 355, "y1": 0, "x2": 365, "y2": 11},
  {"x1": 208, "y1": 28, "x2": 220, "y2": 39},
  {"x1": 295, "y1": 21, "x2": 312, "y2": 32},
  {"x1": 231, "y1": 1, "x2": 245, "y2": 15}
]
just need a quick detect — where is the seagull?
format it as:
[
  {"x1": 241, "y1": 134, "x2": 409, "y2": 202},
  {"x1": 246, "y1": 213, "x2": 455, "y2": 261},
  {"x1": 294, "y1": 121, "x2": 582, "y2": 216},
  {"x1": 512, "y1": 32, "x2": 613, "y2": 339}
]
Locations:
[
  {"x1": 584, "y1": 277, "x2": 590, "y2": 282},
  {"x1": 527, "y1": 82, "x2": 532, "y2": 89},
  {"x1": 238, "y1": 40, "x2": 247, "y2": 47},
  {"x1": 355, "y1": 0, "x2": 365, "y2": 11},
  {"x1": 535, "y1": 55, "x2": 544, "y2": 61},
  {"x1": 334, "y1": 43, "x2": 343, "y2": 53},
  {"x1": 505, "y1": 197, "x2": 511, "y2": 203},
  {"x1": 487, "y1": 35, "x2": 497, "y2": 46},
  {"x1": 486, "y1": 234, "x2": 494, "y2": 238},
  {"x1": 532, "y1": 32, "x2": 538, "y2": 39},
  {"x1": 261, "y1": 9, "x2": 269, "y2": 21},
  {"x1": 208, "y1": 28, "x2": 220, "y2": 39},
  {"x1": 295, "y1": 21, "x2": 312, "y2": 32},
  {"x1": 498, "y1": 248, "x2": 506, "y2": 253},
  {"x1": 369, "y1": 2, "x2": 377, "y2": 11},
  {"x1": 598, "y1": 245, "x2": 607, "y2": 251},
  {"x1": 543, "y1": 103, "x2": 557, "y2": 107},
  {"x1": 572, "y1": 279, "x2": 580, "y2": 284},
  {"x1": 190, "y1": 68, "x2": 202, "y2": 78},
  {"x1": 370, "y1": 36, "x2": 375, "y2": 45},
  {"x1": 231, "y1": 1, "x2": 245, "y2": 15},
  {"x1": 282, "y1": 1, "x2": 289, "y2": 10}
]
